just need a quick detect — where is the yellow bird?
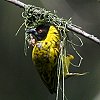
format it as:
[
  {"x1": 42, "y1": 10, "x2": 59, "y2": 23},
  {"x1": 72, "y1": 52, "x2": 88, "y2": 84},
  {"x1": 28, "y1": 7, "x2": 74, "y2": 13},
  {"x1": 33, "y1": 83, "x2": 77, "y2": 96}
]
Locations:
[{"x1": 26, "y1": 23, "x2": 85, "y2": 94}]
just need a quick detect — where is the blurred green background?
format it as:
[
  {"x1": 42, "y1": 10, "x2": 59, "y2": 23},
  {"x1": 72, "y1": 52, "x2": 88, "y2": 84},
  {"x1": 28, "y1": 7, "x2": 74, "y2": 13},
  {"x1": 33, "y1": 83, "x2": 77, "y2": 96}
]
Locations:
[{"x1": 0, "y1": 0, "x2": 100, "y2": 100}]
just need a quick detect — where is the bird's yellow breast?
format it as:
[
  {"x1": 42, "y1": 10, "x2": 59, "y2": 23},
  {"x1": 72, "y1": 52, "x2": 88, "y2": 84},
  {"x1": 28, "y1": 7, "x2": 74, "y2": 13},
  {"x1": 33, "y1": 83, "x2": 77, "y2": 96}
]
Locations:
[
  {"x1": 32, "y1": 25, "x2": 60, "y2": 93},
  {"x1": 32, "y1": 25, "x2": 60, "y2": 66}
]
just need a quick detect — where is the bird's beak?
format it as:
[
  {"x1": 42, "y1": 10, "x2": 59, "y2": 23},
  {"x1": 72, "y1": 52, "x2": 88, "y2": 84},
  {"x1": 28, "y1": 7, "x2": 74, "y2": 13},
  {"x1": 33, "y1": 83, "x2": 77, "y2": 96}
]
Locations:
[
  {"x1": 26, "y1": 33, "x2": 37, "y2": 47},
  {"x1": 26, "y1": 29, "x2": 38, "y2": 47}
]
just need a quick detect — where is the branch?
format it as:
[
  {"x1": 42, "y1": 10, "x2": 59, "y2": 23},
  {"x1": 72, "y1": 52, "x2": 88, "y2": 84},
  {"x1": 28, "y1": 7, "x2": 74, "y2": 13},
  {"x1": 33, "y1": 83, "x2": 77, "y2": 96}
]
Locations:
[
  {"x1": 5, "y1": 0, "x2": 100, "y2": 45},
  {"x1": 67, "y1": 24, "x2": 100, "y2": 44},
  {"x1": 5, "y1": 0, "x2": 27, "y2": 8}
]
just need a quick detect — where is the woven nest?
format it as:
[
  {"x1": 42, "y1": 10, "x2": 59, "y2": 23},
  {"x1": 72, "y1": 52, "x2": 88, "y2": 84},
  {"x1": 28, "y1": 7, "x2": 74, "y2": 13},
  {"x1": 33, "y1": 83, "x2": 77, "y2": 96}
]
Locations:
[{"x1": 17, "y1": 4, "x2": 83, "y2": 67}]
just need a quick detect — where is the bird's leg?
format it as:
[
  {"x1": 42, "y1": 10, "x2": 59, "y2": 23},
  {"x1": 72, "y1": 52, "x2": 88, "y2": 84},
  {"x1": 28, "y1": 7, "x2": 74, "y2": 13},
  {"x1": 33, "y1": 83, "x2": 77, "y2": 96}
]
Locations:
[{"x1": 63, "y1": 55, "x2": 88, "y2": 78}]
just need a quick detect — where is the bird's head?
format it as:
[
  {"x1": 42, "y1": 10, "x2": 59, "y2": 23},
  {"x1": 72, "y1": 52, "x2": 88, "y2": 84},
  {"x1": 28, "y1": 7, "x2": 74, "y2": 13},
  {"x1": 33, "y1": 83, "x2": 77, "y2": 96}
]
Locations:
[{"x1": 26, "y1": 23, "x2": 50, "y2": 46}]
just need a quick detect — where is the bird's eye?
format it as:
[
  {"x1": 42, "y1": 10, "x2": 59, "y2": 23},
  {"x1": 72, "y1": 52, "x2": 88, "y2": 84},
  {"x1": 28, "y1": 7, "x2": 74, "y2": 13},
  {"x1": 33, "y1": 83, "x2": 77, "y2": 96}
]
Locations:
[{"x1": 37, "y1": 29, "x2": 43, "y2": 34}]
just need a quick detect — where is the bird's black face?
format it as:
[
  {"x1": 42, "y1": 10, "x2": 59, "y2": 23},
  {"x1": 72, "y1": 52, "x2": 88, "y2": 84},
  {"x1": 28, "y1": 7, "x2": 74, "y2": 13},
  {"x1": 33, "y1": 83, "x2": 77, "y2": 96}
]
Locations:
[{"x1": 26, "y1": 23, "x2": 50, "y2": 46}]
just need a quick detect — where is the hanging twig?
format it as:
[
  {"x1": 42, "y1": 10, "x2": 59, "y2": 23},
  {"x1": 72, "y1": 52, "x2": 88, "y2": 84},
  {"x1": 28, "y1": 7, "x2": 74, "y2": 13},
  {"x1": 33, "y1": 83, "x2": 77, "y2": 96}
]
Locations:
[{"x1": 5, "y1": 0, "x2": 100, "y2": 45}]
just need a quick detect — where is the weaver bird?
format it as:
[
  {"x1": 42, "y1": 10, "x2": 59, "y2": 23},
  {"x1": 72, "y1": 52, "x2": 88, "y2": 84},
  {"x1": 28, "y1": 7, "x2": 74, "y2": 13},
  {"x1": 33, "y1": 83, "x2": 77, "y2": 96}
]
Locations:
[{"x1": 26, "y1": 23, "x2": 86, "y2": 94}]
